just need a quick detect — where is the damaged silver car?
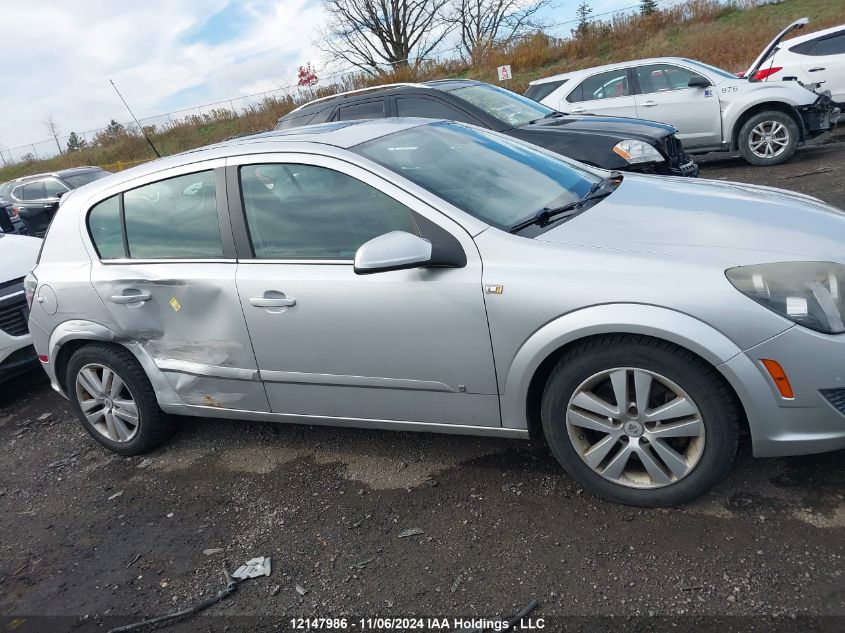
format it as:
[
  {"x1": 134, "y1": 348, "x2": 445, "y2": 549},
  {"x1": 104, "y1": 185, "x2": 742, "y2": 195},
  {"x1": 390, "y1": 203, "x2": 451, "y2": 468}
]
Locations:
[{"x1": 26, "y1": 119, "x2": 845, "y2": 506}]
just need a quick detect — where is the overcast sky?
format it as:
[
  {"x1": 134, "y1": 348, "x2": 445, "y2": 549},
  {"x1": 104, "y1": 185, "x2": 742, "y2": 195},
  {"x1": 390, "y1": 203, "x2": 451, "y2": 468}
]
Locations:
[{"x1": 0, "y1": 0, "x2": 637, "y2": 154}]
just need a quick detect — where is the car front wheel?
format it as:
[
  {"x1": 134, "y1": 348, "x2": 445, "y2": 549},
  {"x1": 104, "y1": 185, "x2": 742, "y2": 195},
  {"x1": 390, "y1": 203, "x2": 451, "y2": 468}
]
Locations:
[
  {"x1": 541, "y1": 336, "x2": 740, "y2": 506},
  {"x1": 66, "y1": 343, "x2": 174, "y2": 455},
  {"x1": 738, "y1": 111, "x2": 799, "y2": 166}
]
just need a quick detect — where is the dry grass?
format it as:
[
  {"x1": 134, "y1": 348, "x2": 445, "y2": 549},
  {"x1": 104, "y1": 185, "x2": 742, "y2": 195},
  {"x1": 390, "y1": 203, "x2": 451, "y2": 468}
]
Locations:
[{"x1": 3, "y1": 0, "x2": 843, "y2": 182}]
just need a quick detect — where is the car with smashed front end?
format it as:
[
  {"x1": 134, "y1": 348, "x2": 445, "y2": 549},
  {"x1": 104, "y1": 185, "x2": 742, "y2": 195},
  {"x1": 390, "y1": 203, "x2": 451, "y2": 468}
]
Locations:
[{"x1": 26, "y1": 119, "x2": 845, "y2": 506}]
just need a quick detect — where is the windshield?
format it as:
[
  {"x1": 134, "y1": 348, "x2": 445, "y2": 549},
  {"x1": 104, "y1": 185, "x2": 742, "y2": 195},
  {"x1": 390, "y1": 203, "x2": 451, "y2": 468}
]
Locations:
[
  {"x1": 352, "y1": 122, "x2": 599, "y2": 230},
  {"x1": 681, "y1": 59, "x2": 737, "y2": 80},
  {"x1": 62, "y1": 170, "x2": 110, "y2": 189},
  {"x1": 449, "y1": 84, "x2": 554, "y2": 128}
]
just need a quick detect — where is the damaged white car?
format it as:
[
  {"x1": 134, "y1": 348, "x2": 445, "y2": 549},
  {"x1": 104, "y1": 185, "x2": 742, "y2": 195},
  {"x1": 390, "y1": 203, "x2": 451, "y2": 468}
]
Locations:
[{"x1": 525, "y1": 56, "x2": 840, "y2": 166}]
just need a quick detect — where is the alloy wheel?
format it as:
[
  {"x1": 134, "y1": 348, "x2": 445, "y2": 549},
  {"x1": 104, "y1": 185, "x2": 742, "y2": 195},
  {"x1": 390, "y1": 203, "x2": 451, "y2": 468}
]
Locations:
[
  {"x1": 74, "y1": 363, "x2": 140, "y2": 442},
  {"x1": 748, "y1": 121, "x2": 789, "y2": 159},
  {"x1": 565, "y1": 367, "x2": 706, "y2": 489}
]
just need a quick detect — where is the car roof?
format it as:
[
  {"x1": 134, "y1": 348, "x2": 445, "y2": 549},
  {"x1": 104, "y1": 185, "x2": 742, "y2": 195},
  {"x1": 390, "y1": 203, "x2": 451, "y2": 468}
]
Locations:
[
  {"x1": 67, "y1": 118, "x2": 433, "y2": 198},
  {"x1": 528, "y1": 57, "x2": 693, "y2": 85},
  {"x1": 782, "y1": 23, "x2": 844, "y2": 46},
  {"x1": 7, "y1": 166, "x2": 104, "y2": 186},
  {"x1": 282, "y1": 79, "x2": 484, "y2": 118}
]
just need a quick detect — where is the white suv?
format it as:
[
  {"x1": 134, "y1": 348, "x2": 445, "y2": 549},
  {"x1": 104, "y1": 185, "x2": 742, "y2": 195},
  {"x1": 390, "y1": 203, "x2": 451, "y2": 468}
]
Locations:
[
  {"x1": 0, "y1": 234, "x2": 42, "y2": 382},
  {"x1": 744, "y1": 18, "x2": 845, "y2": 107},
  {"x1": 526, "y1": 56, "x2": 840, "y2": 166}
]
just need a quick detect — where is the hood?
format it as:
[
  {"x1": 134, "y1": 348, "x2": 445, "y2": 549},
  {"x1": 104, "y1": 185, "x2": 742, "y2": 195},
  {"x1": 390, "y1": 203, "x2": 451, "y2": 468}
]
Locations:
[
  {"x1": 522, "y1": 114, "x2": 677, "y2": 141},
  {"x1": 536, "y1": 174, "x2": 845, "y2": 266},
  {"x1": 0, "y1": 234, "x2": 42, "y2": 280}
]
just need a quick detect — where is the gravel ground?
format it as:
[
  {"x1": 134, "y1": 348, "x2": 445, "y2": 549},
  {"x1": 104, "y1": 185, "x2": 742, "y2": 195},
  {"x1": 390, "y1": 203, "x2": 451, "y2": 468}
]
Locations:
[{"x1": 1, "y1": 135, "x2": 844, "y2": 633}]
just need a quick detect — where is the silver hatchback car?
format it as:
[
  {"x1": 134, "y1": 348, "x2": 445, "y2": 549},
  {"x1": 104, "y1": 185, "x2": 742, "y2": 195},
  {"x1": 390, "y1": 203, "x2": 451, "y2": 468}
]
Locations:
[{"x1": 26, "y1": 119, "x2": 845, "y2": 506}]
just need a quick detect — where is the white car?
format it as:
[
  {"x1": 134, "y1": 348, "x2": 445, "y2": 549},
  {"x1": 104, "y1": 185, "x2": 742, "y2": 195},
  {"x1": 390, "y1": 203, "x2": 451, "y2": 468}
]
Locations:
[
  {"x1": 744, "y1": 18, "x2": 845, "y2": 107},
  {"x1": 525, "y1": 56, "x2": 840, "y2": 166},
  {"x1": 0, "y1": 234, "x2": 42, "y2": 383}
]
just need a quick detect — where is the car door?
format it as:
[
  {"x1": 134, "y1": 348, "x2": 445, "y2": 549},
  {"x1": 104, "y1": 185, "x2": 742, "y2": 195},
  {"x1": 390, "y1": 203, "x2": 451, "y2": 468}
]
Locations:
[
  {"x1": 632, "y1": 63, "x2": 722, "y2": 148},
  {"x1": 86, "y1": 162, "x2": 270, "y2": 412},
  {"x1": 563, "y1": 68, "x2": 638, "y2": 118},
  {"x1": 796, "y1": 30, "x2": 845, "y2": 103},
  {"x1": 228, "y1": 153, "x2": 501, "y2": 427}
]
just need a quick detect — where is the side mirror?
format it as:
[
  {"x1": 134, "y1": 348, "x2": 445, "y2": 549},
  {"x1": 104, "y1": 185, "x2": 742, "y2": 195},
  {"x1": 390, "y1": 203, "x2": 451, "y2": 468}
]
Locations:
[
  {"x1": 354, "y1": 231, "x2": 432, "y2": 275},
  {"x1": 688, "y1": 76, "x2": 711, "y2": 88}
]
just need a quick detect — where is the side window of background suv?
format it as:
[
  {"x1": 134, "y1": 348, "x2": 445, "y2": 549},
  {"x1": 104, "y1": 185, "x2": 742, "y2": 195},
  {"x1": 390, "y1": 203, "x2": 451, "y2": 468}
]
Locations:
[
  {"x1": 334, "y1": 100, "x2": 385, "y2": 121},
  {"x1": 86, "y1": 171, "x2": 224, "y2": 260},
  {"x1": 239, "y1": 163, "x2": 419, "y2": 260},
  {"x1": 568, "y1": 70, "x2": 631, "y2": 103},
  {"x1": 635, "y1": 64, "x2": 707, "y2": 93}
]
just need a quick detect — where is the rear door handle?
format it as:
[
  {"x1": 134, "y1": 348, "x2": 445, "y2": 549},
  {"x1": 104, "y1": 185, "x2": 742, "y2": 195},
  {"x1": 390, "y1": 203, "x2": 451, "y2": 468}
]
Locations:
[
  {"x1": 808, "y1": 67, "x2": 825, "y2": 72},
  {"x1": 641, "y1": 100, "x2": 657, "y2": 107},
  {"x1": 111, "y1": 292, "x2": 151, "y2": 304},
  {"x1": 249, "y1": 297, "x2": 296, "y2": 308}
]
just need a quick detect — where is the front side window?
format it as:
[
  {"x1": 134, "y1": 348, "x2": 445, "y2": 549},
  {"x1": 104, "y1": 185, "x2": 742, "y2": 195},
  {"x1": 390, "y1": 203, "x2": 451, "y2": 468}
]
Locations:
[
  {"x1": 240, "y1": 164, "x2": 419, "y2": 259},
  {"x1": 335, "y1": 100, "x2": 385, "y2": 121},
  {"x1": 123, "y1": 171, "x2": 223, "y2": 259},
  {"x1": 448, "y1": 83, "x2": 553, "y2": 127},
  {"x1": 396, "y1": 97, "x2": 477, "y2": 124},
  {"x1": 353, "y1": 122, "x2": 599, "y2": 230},
  {"x1": 635, "y1": 64, "x2": 707, "y2": 93},
  {"x1": 43, "y1": 179, "x2": 69, "y2": 198},
  {"x1": 62, "y1": 170, "x2": 110, "y2": 189}
]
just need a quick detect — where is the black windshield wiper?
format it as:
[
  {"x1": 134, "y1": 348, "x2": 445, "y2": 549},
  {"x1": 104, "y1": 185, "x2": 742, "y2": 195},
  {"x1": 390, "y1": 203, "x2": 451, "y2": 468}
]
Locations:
[
  {"x1": 509, "y1": 173, "x2": 622, "y2": 234},
  {"x1": 528, "y1": 111, "x2": 564, "y2": 124}
]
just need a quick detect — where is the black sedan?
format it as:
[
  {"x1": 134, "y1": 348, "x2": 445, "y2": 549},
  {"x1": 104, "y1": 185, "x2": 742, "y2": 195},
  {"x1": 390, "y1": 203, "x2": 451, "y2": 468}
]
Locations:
[{"x1": 275, "y1": 79, "x2": 698, "y2": 177}]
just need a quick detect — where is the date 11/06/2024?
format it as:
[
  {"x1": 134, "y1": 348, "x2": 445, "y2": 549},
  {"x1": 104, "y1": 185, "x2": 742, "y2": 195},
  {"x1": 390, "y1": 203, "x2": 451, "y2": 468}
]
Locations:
[{"x1": 290, "y1": 617, "x2": 547, "y2": 630}]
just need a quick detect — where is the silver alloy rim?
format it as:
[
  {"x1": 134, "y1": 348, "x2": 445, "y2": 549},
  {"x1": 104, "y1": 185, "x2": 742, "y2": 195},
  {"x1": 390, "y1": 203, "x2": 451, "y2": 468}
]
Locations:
[
  {"x1": 565, "y1": 368, "x2": 706, "y2": 489},
  {"x1": 748, "y1": 121, "x2": 789, "y2": 159},
  {"x1": 74, "y1": 363, "x2": 139, "y2": 442}
]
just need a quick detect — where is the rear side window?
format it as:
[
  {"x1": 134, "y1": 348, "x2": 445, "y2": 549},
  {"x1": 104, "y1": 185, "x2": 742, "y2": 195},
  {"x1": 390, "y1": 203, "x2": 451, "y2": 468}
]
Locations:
[
  {"x1": 18, "y1": 181, "x2": 46, "y2": 200},
  {"x1": 88, "y1": 196, "x2": 124, "y2": 259},
  {"x1": 811, "y1": 31, "x2": 845, "y2": 56},
  {"x1": 239, "y1": 163, "x2": 419, "y2": 260},
  {"x1": 86, "y1": 171, "x2": 224, "y2": 260},
  {"x1": 524, "y1": 80, "x2": 567, "y2": 103},
  {"x1": 569, "y1": 70, "x2": 631, "y2": 103},
  {"x1": 335, "y1": 100, "x2": 385, "y2": 121}
]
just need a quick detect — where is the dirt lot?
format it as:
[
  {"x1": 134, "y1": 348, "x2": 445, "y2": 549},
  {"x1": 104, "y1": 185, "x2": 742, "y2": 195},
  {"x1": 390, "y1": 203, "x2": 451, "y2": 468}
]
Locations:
[{"x1": 2, "y1": 136, "x2": 845, "y2": 633}]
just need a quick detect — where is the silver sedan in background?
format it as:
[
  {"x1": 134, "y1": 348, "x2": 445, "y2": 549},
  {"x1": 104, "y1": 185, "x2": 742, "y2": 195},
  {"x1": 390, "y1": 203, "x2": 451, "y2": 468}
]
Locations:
[{"x1": 25, "y1": 119, "x2": 845, "y2": 506}]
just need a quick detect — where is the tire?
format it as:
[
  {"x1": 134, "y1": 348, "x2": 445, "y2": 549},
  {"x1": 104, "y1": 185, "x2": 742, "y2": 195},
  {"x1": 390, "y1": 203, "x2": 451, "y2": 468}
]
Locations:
[
  {"x1": 540, "y1": 335, "x2": 739, "y2": 507},
  {"x1": 66, "y1": 343, "x2": 174, "y2": 455},
  {"x1": 737, "y1": 110, "x2": 800, "y2": 166}
]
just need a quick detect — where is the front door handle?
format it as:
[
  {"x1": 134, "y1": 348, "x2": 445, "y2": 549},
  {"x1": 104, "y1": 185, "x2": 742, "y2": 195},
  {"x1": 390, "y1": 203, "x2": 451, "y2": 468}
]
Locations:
[
  {"x1": 641, "y1": 100, "x2": 657, "y2": 107},
  {"x1": 808, "y1": 67, "x2": 825, "y2": 72},
  {"x1": 249, "y1": 296, "x2": 296, "y2": 308},
  {"x1": 111, "y1": 291, "x2": 151, "y2": 304},
  {"x1": 569, "y1": 107, "x2": 586, "y2": 114}
]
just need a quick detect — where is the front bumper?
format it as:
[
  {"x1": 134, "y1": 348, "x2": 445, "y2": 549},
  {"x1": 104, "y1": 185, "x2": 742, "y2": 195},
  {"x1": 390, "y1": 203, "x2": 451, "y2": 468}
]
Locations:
[
  {"x1": 720, "y1": 325, "x2": 845, "y2": 457},
  {"x1": 799, "y1": 93, "x2": 841, "y2": 135}
]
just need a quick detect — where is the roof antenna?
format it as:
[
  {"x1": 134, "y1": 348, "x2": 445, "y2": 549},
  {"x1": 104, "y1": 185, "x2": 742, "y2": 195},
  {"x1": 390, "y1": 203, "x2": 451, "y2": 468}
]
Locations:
[{"x1": 109, "y1": 79, "x2": 161, "y2": 158}]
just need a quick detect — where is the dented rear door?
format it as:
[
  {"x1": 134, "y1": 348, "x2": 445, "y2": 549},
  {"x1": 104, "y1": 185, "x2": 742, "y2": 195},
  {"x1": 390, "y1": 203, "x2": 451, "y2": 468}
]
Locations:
[{"x1": 87, "y1": 163, "x2": 270, "y2": 413}]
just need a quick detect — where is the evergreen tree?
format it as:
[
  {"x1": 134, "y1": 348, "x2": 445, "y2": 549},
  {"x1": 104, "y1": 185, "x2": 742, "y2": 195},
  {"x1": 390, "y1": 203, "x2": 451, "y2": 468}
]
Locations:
[
  {"x1": 640, "y1": 0, "x2": 659, "y2": 16},
  {"x1": 66, "y1": 132, "x2": 87, "y2": 152},
  {"x1": 575, "y1": 1, "x2": 593, "y2": 37}
]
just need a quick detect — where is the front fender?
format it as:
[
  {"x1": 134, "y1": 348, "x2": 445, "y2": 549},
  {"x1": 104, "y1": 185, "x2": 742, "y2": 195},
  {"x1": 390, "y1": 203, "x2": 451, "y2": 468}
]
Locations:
[{"x1": 500, "y1": 303, "x2": 746, "y2": 430}]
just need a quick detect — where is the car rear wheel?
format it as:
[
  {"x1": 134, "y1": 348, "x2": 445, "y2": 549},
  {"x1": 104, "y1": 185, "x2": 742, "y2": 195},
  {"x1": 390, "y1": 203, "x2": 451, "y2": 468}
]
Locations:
[
  {"x1": 541, "y1": 335, "x2": 739, "y2": 506},
  {"x1": 738, "y1": 111, "x2": 799, "y2": 166},
  {"x1": 66, "y1": 343, "x2": 174, "y2": 455}
]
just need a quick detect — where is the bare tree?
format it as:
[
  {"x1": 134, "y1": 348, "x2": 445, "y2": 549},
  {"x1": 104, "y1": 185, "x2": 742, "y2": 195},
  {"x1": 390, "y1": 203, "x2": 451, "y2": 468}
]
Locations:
[
  {"x1": 44, "y1": 114, "x2": 63, "y2": 155},
  {"x1": 318, "y1": 0, "x2": 452, "y2": 75},
  {"x1": 448, "y1": 0, "x2": 552, "y2": 61}
]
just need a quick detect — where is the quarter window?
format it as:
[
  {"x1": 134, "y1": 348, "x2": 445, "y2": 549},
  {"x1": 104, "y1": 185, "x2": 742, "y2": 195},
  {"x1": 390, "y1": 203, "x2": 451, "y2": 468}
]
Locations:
[
  {"x1": 635, "y1": 64, "x2": 707, "y2": 93},
  {"x1": 88, "y1": 196, "x2": 124, "y2": 259},
  {"x1": 569, "y1": 70, "x2": 631, "y2": 102},
  {"x1": 240, "y1": 164, "x2": 419, "y2": 260},
  {"x1": 810, "y1": 32, "x2": 845, "y2": 56}
]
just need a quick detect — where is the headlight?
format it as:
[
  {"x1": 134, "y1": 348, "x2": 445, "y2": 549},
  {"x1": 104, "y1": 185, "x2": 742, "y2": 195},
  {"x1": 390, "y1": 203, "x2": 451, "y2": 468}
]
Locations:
[
  {"x1": 726, "y1": 262, "x2": 845, "y2": 334},
  {"x1": 612, "y1": 140, "x2": 664, "y2": 164}
]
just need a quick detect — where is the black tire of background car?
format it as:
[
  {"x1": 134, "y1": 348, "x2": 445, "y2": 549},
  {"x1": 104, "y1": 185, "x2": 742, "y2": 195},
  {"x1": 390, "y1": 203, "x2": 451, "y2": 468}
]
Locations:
[
  {"x1": 738, "y1": 110, "x2": 800, "y2": 167},
  {"x1": 540, "y1": 334, "x2": 740, "y2": 507},
  {"x1": 66, "y1": 343, "x2": 174, "y2": 455}
]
